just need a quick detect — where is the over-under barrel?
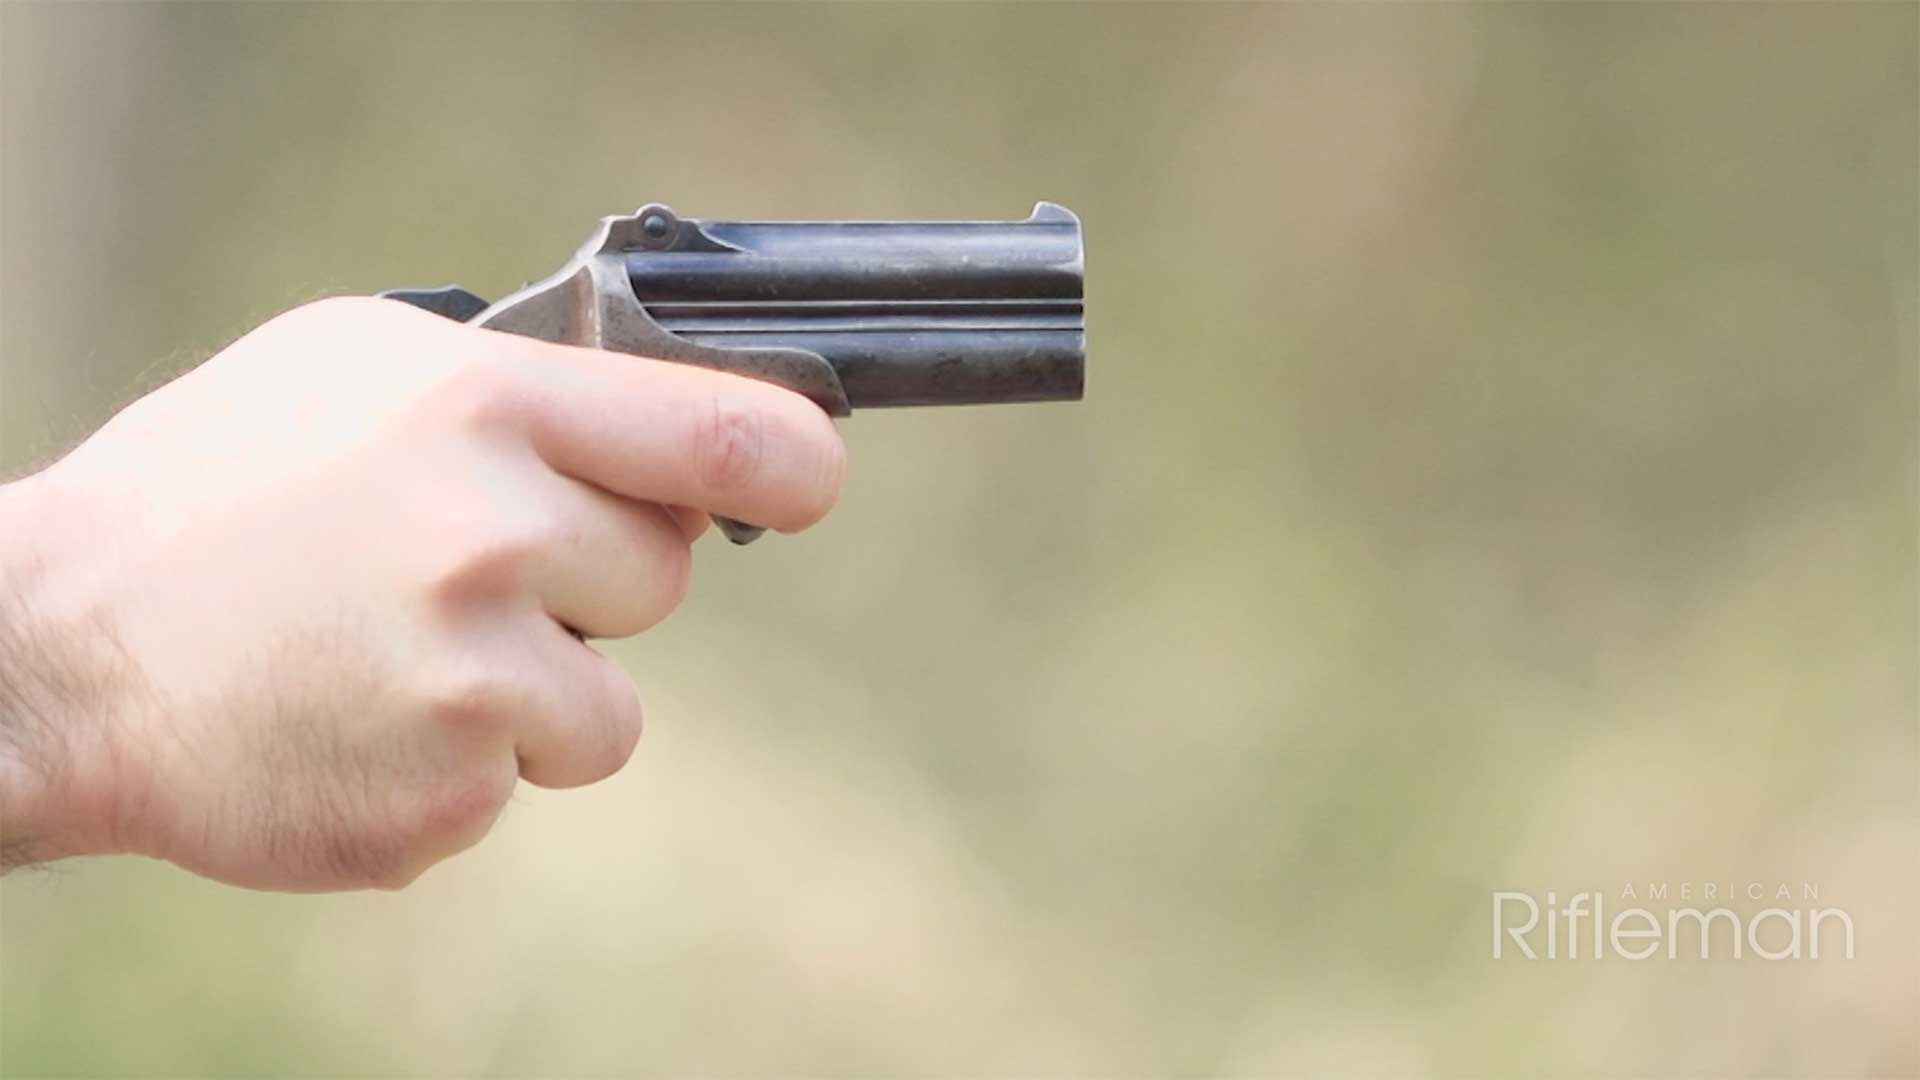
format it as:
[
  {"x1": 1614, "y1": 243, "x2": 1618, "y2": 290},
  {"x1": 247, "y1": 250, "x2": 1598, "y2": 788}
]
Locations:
[{"x1": 625, "y1": 203, "x2": 1086, "y2": 408}]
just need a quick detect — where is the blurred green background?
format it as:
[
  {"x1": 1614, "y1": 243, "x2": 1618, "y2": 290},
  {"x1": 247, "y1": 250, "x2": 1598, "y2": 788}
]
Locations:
[{"x1": 2, "y1": 2, "x2": 1915, "y2": 1075}]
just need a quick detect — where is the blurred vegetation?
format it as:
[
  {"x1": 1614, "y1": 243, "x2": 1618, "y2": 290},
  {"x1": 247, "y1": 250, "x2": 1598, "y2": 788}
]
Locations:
[{"x1": 2, "y1": 3, "x2": 1915, "y2": 1075}]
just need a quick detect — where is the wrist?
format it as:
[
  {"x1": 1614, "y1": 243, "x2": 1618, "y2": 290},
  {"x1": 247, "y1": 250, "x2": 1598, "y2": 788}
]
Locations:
[{"x1": 0, "y1": 468, "x2": 152, "y2": 869}]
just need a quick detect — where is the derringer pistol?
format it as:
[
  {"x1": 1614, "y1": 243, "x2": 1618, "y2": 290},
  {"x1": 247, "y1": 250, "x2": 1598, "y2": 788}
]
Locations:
[{"x1": 383, "y1": 203, "x2": 1087, "y2": 544}]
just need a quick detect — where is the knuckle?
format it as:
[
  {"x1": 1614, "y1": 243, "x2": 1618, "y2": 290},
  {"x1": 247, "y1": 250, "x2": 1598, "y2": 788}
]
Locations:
[
  {"x1": 427, "y1": 527, "x2": 546, "y2": 607},
  {"x1": 693, "y1": 394, "x2": 766, "y2": 495},
  {"x1": 364, "y1": 765, "x2": 515, "y2": 891},
  {"x1": 582, "y1": 719, "x2": 642, "y2": 786},
  {"x1": 600, "y1": 720, "x2": 642, "y2": 779},
  {"x1": 287, "y1": 293, "x2": 386, "y2": 325},
  {"x1": 312, "y1": 294, "x2": 404, "y2": 321},
  {"x1": 436, "y1": 357, "x2": 539, "y2": 432},
  {"x1": 267, "y1": 295, "x2": 422, "y2": 345},
  {"x1": 411, "y1": 769, "x2": 515, "y2": 852},
  {"x1": 651, "y1": 536, "x2": 694, "y2": 617},
  {"x1": 574, "y1": 531, "x2": 689, "y2": 640},
  {"x1": 421, "y1": 665, "x2": 518, "y2": 730},
  {"x1": 524, "y1": 665, "x2": 644, "y2": 790},
  {"x1": 582, "y1": 677, "x2": 645, "y2": 784}
]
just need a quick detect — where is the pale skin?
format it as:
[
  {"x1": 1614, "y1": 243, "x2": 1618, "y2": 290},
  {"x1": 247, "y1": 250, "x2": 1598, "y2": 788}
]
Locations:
[{"x1": 0, "y1": 297, "x2": 846, "y2": 891}]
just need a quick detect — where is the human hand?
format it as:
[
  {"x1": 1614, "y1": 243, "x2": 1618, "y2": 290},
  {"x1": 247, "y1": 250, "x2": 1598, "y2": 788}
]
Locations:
[{"x1": 0, "y1": 297, "x2": 844, "y2": 890}]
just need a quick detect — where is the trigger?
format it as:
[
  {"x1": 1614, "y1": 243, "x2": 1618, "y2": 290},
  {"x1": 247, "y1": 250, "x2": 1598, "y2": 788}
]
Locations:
[{"x1": 715, "y1": 517, "x2": 767, "y2": 545}]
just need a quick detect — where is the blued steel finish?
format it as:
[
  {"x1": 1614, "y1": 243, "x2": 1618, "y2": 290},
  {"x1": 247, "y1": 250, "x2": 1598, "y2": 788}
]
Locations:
[
  {"x1": 381, "y1": 202, "x2": 1085, "y2": 542},
  {"x1": 630, "y1": 209, "x2": 1083, "y2": 408}
]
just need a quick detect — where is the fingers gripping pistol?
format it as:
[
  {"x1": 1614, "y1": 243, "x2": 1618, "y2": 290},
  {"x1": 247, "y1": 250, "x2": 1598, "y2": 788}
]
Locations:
[{"x1": 382, "y1": 203, "x2": 1087, "y2": 544}]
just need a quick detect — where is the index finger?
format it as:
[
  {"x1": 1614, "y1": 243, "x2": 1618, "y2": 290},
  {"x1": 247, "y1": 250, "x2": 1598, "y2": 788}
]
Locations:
[{"x1": 483, "y1": 333, "x2": 847, "y2": 534}]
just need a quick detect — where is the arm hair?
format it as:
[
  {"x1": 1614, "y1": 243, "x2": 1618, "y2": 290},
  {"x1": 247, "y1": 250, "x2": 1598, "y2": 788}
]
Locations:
[{"x1": 0, "y1": 559, "x2": 142, "y2": 871}]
